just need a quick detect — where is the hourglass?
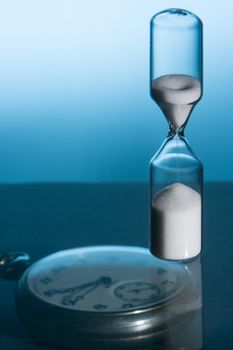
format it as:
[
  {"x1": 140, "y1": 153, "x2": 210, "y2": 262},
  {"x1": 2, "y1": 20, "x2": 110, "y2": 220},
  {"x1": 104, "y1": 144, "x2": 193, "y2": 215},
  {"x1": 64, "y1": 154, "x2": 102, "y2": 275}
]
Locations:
[{"x1": 150, "y1": 9, "x2": 203, "y2": 261}]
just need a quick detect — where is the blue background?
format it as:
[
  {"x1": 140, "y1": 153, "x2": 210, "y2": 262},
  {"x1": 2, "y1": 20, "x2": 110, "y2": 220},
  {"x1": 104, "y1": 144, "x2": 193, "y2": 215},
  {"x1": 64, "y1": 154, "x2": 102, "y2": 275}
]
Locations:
[{"x1": 0, "y1": 0, "x2": 231, "y2": 183}]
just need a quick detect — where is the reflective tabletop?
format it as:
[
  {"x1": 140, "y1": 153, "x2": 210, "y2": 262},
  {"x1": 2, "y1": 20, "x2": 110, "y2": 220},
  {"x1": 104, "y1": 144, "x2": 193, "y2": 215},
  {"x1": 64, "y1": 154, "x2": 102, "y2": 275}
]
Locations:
[{"x1": 0, "y1": 182, "x2": 232, "y2": 349}]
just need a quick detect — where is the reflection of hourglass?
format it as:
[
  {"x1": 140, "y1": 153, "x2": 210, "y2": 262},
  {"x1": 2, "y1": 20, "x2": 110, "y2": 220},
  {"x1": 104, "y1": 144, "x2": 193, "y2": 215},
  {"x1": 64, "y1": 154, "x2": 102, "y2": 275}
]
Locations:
[{"x1": 149, "y1": 9, "x2": 203, "y2": 260}]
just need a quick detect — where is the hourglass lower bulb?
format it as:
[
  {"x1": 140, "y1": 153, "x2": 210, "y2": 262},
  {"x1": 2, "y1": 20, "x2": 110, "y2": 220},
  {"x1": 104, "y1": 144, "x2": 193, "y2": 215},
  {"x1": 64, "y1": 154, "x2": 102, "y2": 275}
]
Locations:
[{"x1": 149, "y1": 9, "x2": 203, "y2": 261}]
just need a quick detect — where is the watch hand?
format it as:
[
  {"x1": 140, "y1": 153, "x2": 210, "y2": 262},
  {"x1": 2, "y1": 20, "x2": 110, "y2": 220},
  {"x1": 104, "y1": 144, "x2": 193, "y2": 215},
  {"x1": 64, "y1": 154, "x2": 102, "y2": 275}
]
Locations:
[
  {"x1": 62, "y1": 284, "x2": 101, "y2": 306},
  {"x1": 44, "y1": 276, "x2": 112, "y2": 297},
  {"x1": 62, "y1": 278, "x2": 114, "y2": 306}
]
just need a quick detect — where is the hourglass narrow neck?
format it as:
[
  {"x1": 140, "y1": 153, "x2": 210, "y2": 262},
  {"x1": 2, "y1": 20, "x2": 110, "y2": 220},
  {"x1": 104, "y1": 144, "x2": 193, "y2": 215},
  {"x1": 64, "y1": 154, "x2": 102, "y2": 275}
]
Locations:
[{"x1": 168, "y1": 125, "x2": 185, "y2": 138}]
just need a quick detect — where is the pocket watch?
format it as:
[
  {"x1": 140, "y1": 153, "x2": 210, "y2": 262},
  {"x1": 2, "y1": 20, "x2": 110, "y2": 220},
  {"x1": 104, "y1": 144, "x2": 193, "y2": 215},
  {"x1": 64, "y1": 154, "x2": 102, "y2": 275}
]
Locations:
[{"x1": 0, "y1": 246, "x2": 202, "y2": 349}]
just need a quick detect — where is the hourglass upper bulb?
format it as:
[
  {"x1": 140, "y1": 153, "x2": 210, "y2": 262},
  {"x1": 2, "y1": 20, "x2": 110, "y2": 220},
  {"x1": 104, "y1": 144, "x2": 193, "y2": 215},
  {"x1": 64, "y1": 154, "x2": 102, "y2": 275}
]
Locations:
[{"x1": 150, "y1": 9, "x2": 203, "y2": 132}]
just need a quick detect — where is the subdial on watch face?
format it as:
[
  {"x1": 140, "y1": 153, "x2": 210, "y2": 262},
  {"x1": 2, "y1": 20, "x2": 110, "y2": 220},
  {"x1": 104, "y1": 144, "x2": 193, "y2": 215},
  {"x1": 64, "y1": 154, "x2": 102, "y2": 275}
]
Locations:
[{"x1": 114, "y1": 282, "x2": 160, "y2": 303}]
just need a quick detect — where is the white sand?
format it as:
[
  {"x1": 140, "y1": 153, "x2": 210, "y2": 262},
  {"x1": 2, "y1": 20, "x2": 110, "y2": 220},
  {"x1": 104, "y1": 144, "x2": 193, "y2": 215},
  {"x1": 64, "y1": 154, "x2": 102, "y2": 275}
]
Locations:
[
  {"x1": 150, "y1": 183, "x2": 201, "y2": 260},
  {"x1": 151, "y1": 74, "x2": 201, "y2": 131}
]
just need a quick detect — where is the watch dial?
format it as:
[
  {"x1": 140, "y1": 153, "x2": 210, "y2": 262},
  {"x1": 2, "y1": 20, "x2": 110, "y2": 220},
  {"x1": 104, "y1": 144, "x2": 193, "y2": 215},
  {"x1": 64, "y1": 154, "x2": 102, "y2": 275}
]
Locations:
[{"x1": 26, "y1": 246, "x2": 188, "y2": 312}]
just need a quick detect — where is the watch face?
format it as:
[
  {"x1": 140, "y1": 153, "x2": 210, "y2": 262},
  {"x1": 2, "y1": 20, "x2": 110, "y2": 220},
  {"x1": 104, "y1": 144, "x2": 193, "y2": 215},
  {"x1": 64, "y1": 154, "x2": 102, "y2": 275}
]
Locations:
[{"x1": 26, "y1": 246, "x2": 188, "y2": 313}]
